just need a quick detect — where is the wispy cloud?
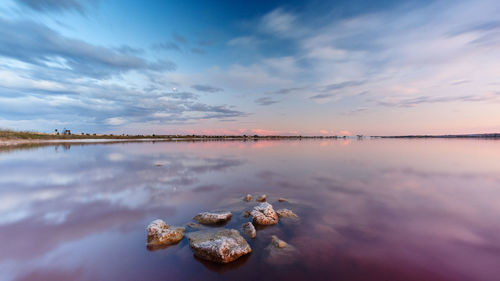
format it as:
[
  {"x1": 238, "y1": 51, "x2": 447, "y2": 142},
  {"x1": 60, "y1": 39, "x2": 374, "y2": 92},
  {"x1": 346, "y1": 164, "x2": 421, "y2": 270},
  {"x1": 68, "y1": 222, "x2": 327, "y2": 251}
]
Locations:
[
  {"x1": 191, "y1": 84, "x2": 224, "y2": 93},
  {"x1": 16, "y1": 0, "x2": 94, "y2": 14},
  {"x1": 152, "y1": 42, "x2": 181, "y2": 52},
  {"x1": 254, "y1": 96, "x2": 279, "y2": 106},
  {"x1": 0, "y1": 17, "x2": 175, "y2": 79},
  {"x1": 379, "y1": 92, "x2": 500, "y2": 108}
]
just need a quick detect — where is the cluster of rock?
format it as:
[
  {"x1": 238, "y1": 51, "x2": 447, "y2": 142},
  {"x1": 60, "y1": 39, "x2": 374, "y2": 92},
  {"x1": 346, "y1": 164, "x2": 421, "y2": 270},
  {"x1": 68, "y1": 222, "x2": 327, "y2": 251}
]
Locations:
[{"x1": 146, "y1": 194, "x2": 299, "y2": 264}]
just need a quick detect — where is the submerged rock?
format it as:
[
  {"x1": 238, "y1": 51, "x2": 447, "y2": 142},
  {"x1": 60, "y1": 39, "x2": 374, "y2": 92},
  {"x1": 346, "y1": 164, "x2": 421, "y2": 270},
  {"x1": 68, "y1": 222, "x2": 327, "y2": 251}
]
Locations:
[
  {"x1": 256, "y1": 194, "x2": 267, "y2": 202},
  {"x1": 251, "y1": 202, "x2": 279, "y2": 225},
  {"x1": 242, "y1": 222, "x2": 256, "y2": 238},
  {"x1": 242, "y1": 210, "x2": 251, "y2": 218},
  {"x1": 271, "y1": 235, "x2": 287, "y2": 248},
  {"x1": 278, "y1": 198, "x2": 288, "y2": 202},
  {"x1": 147, "y1": 219, "x2": 185, "y2": 246},
  {"x1": 276, "y1": 209, "x2": 299, "y2": 219},
  {"x1": 265, "y1": 235, "x2": 299, "y2": 265},
  {"x1": 193, "y1": 211, "x2": 232, "y2": 224},
  {"x1": 243, "y1": 194, "x2": 252, "y2": 202},
  {"x1": 186, "y1": 222, "x2": 202, "y2": 229},
  {"x1": 188, "y1": 229, "x2": 252, "y2": 263}
]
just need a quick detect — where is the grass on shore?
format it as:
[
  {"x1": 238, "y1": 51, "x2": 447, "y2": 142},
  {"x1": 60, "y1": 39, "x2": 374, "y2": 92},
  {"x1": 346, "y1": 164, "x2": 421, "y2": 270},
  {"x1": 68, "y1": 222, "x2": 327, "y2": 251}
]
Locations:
[
  {"x1": 0, "y1": 129, "x2": 337, "y2": 141},
  {"x1": 0, "y1": 129, "x2": 168, "y2": 140}
]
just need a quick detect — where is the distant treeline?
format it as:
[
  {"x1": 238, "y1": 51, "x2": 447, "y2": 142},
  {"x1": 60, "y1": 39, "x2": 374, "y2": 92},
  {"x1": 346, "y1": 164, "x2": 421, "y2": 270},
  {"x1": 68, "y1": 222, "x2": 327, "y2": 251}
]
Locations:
[{"x1": 0, "y1": 129, "x2": 347, "y2": 140}]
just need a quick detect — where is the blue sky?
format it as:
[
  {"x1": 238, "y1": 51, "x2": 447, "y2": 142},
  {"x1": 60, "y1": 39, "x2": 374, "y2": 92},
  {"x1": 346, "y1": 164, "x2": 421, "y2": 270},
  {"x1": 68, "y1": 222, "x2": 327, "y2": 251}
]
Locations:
[{"x1": 0, "y1": 0, "x2": 499, "y2": 135}]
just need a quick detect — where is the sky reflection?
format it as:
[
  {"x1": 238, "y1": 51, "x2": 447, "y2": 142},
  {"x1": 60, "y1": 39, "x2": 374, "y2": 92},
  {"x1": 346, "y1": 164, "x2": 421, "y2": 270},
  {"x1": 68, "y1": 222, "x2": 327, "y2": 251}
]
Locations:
[{"x1": 1, "y1": 139, "x2": 500, "y2": 280}]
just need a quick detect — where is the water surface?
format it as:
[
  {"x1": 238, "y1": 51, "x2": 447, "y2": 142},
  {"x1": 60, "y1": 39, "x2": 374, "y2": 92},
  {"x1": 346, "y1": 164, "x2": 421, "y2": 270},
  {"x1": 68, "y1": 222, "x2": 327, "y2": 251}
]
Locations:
[{"x1": 1, "y1": 139, "x2": 499, "y2": 281}]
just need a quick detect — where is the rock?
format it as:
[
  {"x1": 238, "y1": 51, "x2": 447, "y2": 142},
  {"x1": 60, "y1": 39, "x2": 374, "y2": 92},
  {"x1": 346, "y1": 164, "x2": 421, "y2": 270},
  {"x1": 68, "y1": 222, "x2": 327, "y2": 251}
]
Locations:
[
  {"x1": 186, "y1": 222, "x2": 202, "y2": 228},
  {"x1": 276, "y1": 209, "x2": 299, "y2": 218},
  {"x1": 271, "y1": 235, "x2": 287, "y2": 248},
  {"x1": 243, "y1": 194, "x2": 252, "y2": 202},
  {"x1": 242, "y1": 222, "x2": 256, "y2": 238},
  {"x1": 193, "y1": 211, "x2": 232, "y2": 224},
  {"x1": 251, "y1": 202, "x2": 279, "y2": 225},
  {"x1": 265, "y1": 235, "x2": 299, "y2": 265},
  {"x1": 187, "y1": 229, "x2": 252, "y2": 263},
  {"x1": 147, "y1": 219, "x2": 185, "y2": 246},
  {"x1": 278, "y1": 198, "x2": 288, "y2": 202},
  {"x1": 242, "y1": 210, "x2": 251, "y2": 218},
  {"x1": 256, "y1": 194, "x2": 267, "y2": 202}
]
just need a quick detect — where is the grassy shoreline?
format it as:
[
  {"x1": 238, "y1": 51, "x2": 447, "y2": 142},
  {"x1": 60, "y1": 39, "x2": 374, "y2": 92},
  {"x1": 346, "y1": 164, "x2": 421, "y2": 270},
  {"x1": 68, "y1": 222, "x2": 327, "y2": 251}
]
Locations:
[{"x1": 1, "y1": 130, "x2": 499, "y2": 145}]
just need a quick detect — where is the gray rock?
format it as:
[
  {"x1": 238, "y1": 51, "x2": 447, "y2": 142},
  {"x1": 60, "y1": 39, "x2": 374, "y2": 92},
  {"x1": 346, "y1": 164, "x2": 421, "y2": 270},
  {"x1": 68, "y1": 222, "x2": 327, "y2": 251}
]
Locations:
[
  {"x1": 276, "y1": 209, "x2": 299, "y2": 219},
  {"x1": 251, "y1": 202, "x2": 279, "y2": 225},
  {"x1": 147, "y1": 219, "x2": 185, "y2": 246},
  {"x1": 193, "y1": 211, "x2": 232, "y2": 224},
  {"x1": 256, "y1": 194, "x2": 267, "y2": 202},
  {"x1": 187, "y1": 229, "x2": 252, "y2": 263},
  {"x1": 242, "y1": 222, "x2": 256, "y2": 238},
  {"x1": 243, "y1": 194, "x2": 252, "y2": 202}
]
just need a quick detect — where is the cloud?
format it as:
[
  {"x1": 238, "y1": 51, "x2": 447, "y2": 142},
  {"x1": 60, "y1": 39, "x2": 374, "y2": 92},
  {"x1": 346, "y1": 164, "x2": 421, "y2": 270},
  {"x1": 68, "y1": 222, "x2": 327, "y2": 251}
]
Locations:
[
  {"x1": 319, "y1": 130, "x2": 329, "y2": 135},
  {"x1": 0, "y1": 18, "x2": 175, "y2": 79},
  {"x1": 152, "y1": 42, "x2": 181, "y2": 52},
  {"x1": 259, "y1": 8, "x2": 297, "y2": 37},
  {"x1": 172, "y1": 33, "x2": 187, "y2": 44},
  {"x1": 254, "y1": 96, "x2": 279, "y2": 106},
  {"x1": 191, "y1": 84, "x2": 224, "y2": 93},
  {"x1": 227, "y1": 36, "x2": 261, "y2": 47},
  {"x1": 270, "y1": 87, "x2": 304, "y2": 95},
  {"x1": 339, "y1": 130, "x2": 351, "y2": 136},
  {"x1": 309, "y1": 93, "x2": 332, "y2": 100},
  {"x1": 164, "y1": 91, "x2": 198, "y2": 100},
  {"x1": 16, "y1": 0, "x2": 94, "y2": 14},
  {"x1": 379, "y1": 92, "x2": 500, "y2": 108},
  {"x1": 190, "y1": 48, "x2": 205, "y2": 55},
  {"x1": 320, "y1": 81, "x2": 365, "y2": 92},
  {"x1": 105, "y1": 117, "x2": 126, "y2": 126}
]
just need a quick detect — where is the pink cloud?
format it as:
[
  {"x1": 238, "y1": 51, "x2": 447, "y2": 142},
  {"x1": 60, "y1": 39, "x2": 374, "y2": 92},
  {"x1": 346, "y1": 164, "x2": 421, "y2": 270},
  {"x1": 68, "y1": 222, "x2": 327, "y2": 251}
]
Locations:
[
  {"x1": 320, "y1": 130, "x2": 329, "y2": 135},
  {"x1": 339, "y1": 130, "x2": 352, "y2": 136}
]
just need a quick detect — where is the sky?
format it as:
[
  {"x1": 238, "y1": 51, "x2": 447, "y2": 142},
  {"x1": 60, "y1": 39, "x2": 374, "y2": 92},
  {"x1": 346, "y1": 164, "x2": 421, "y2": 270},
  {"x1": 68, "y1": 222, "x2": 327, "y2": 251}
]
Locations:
[{"x1": 0, "y1": 0, "x2": 499, "y2": 136}]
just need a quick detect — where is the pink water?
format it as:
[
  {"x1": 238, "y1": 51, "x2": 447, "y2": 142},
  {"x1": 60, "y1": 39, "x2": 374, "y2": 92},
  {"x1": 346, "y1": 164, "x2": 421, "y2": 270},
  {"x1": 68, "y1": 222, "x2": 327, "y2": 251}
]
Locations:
[{"x1": 0, "y1": 139, "x2": 499, "y2": 281}]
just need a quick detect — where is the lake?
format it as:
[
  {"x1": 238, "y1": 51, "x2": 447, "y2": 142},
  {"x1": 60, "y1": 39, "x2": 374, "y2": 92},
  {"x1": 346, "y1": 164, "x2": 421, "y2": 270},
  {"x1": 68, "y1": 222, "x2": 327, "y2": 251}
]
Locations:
[{"x1": 0, "y1": 139, "x2": 499, "y2": 281}]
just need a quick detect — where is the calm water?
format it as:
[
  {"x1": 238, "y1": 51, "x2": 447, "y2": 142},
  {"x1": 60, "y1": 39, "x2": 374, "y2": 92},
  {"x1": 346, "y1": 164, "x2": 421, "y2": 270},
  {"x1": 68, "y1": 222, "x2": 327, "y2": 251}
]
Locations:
[{"x1": 1, "y1": 139, "x2": 500, "y2": 281}]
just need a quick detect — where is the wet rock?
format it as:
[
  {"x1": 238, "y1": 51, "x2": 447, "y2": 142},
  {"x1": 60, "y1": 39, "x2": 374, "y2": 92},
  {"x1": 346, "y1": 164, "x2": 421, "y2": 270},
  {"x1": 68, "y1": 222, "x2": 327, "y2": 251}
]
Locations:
[
  {"x1": 147, "y1": 219, "x2": 185, "y2": 246},
  {"x1": 271, "y1": 235, "x2": 287, "y2": 248},
  {"x1": 242, "y1": 210, "x2": 251, "y2": 218},
  {"x1": 243, "y1": 194, "x2": 252, "y2": 202},
  {"x1": 256, "y1": 194, "x2": 267, "y2": 202},
  {"x1": 278, "y1": 198, "x2": 288, "y2": 202},
  {"x1": 265, "y1": 235, "x2": 299, "y2": 265},
  {"x1": 193, "y1": 211, "x2": 232, "y2": 224},
  {"x1": 186, "y1": 222, "x2": 202, "y2": 229},
  {"x1": 277, "y1": 209, "x2": 299, "y2": 219},
  {"x1": 242, "y1": 222, "x2": 256, "y2": 238},
  {"x1": 251, "y1": 202, "x2": 279, "y2": 225},
  {"x1": 188, "y1": 229, "x2": 252, "y2": 263}
]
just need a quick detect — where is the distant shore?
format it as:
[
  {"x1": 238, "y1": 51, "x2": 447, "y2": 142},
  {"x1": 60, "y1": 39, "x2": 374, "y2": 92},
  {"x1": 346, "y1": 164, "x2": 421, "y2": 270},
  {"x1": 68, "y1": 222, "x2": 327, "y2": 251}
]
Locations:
[
  {"x1": 373, "y1": 133, "x2": 500, "y2": 139},
  {"x1": 1, "y1": 130, "x2": 499, "y2": 147},
  {"x1": 0, "y1": 129, "x2": 340, "y2": 147}
]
